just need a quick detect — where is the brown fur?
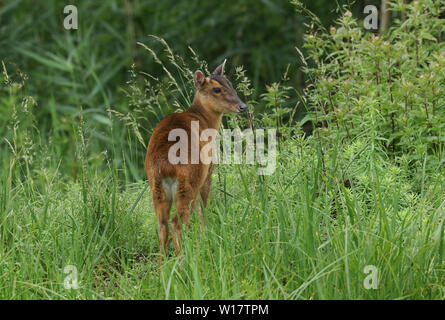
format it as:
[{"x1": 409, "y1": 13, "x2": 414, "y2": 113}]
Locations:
[{"x1": 145, "y1": 62, "x2": 246, "y2": 257}]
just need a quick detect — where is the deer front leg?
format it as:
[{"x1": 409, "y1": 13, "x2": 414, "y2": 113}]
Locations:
[{"x1": 198, "y1": 164, "x2": 214, "y2": 229}]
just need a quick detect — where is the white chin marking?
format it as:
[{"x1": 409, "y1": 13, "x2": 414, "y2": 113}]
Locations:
[{"x1": 161, "y1": 177, "x2": 178, "y2": 202}]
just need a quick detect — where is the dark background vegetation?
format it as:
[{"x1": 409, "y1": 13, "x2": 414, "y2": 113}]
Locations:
[
  {"x1": 1, "y1": 0, "x2": 380, "y2": 111},
  {"x1": 0, "y1": 0, "x2": 385, "y2": 180}
]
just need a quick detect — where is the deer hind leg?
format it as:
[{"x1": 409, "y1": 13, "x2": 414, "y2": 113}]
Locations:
[
  {"x1": 171, "y1": 180, "x2": 199, "y2": 253},
  {"x1": 151, "y1": 179, "x2": 172, "y2": 259}
]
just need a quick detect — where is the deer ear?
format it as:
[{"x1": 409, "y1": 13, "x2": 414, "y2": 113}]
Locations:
[
  {"x1": 212, "y1": 59, "x2": 226, "y2": 76},
  {"x1": 194, "y1": 70, "x2": 205, "y2": 89}
]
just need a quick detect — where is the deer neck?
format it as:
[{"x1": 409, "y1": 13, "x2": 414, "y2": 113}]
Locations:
[{"x1": 189, "y1": 94, "x2": 222, "y2": 130}]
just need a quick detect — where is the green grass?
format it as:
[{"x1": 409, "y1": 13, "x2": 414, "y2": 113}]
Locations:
[
  {"x1": 0, "y1": 0, "x2": 443, "y2": 300},
  {"x1": 1, "y1": 134, "x2": 443, "y2": 299}
]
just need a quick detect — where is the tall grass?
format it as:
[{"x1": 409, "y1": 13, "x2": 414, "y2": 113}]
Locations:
[{"x1": 1, "y1": 130, "x2": 443, "y2": 298}]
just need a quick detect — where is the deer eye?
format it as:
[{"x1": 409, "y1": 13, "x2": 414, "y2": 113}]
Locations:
[{"x1": 213, "y1": 87, "x2": 221, "y2": 93}]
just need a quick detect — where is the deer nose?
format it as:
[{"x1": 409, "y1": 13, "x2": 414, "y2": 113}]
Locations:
[{"x1": 238, "y1": 103, "x2": 247, "y2": 112}]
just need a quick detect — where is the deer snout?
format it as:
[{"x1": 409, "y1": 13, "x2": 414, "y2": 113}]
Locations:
[{"x1": 237, "y1": 103, "x2": 247, "y2": 113}]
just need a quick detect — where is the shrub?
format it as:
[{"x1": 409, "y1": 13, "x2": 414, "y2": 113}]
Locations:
[{"x1": 299, "y1": 0, "x2": 444, "y2": 179}]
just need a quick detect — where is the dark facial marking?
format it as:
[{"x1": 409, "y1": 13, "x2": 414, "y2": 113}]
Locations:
[{"x1": 209, "y1": 74, "x2": 233, "y2": 91}]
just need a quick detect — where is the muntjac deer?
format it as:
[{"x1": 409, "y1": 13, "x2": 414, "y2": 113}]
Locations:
[{"x1": 145, "y1": 60, "x2": 247, "y2": 257}]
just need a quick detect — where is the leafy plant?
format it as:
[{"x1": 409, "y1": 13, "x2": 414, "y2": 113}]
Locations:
[{"x1": 299, "y1": 0, "x2": 444, "y2": 184}]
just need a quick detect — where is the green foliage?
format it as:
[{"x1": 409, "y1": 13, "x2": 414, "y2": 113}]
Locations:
[
  {"x1": 0, "y1": 0, "x2": 444, "y2": 299},
  {"x1": 0, "y1": 0, "x2": 372, "y2": 151},
  {"x1": 301, "y1": 0, "x2": 444, "y2": 178}
]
